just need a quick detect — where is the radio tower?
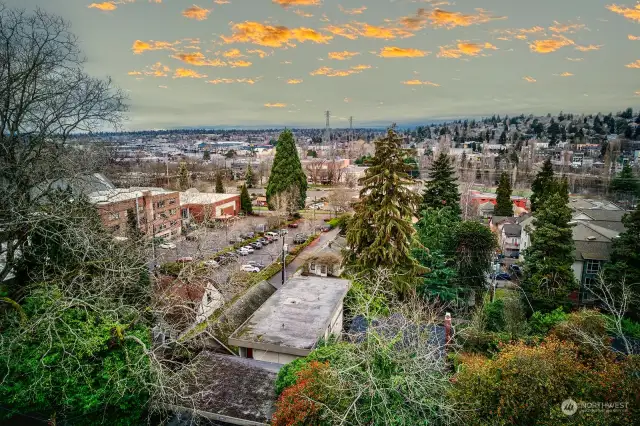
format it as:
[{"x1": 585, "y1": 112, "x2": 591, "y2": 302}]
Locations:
[
  {"x1": 324, "y1": 110, "x2": 331, "y2": 144},
  {"x1": 349, "y1": 116, "x2": 353, "y2": 142}
]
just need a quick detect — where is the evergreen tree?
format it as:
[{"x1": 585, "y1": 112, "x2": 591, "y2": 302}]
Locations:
[
  {"x1": 178, "y1": 161, "x2": 189, "y2": 190},
  {"x1": 240, "y1": 184, "x2": 253, "y2": 215},
  {"x1": 499, "y1": 129, "x2": 507, "y2": 144},
  {"x1": 202, "y1": 150, "x2": 211, "y2": 161},
  {"x1": 345, "y1": 127, "x2": 423, "y2": 295},
  {"x1": 245, "y1": 163, "x2": 256, "y2": 188},
  {"x1": 421, "y1": 152, "x2": 461, "y2": 216},
  {"x1": 603, "y1": 205, "x2": 640, "y2": 311},
  {"x1": 610, "y1": 164, "x2": 640, "y2": 203},
  {"x1": 530, "y1": 157, "x2": 554, "y2": 212},
  {"x1": 523, "y1": 179, "x2": 577, "y2": 311},
  {"x1": 266, "y1": 129, "x2": 307, "y2": 210},
  {"x1": 494, "y1": 172, "x2": 514, "y2": 216},
  {"x1": 215, "y1": 173, "x2": 224, "y2": 193}
]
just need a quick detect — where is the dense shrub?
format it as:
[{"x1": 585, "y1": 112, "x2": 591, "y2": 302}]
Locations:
[
  {"x1": 528, "y1": 307, "x2": 568, "y2": 335},
  {"x1": 483, "y1": 300, "x2": 505, "y2": 332}
]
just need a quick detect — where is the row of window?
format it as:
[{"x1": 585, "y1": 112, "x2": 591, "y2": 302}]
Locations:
[{"x1": 156, "y1": 198, "x2": 178, "y2": 209}]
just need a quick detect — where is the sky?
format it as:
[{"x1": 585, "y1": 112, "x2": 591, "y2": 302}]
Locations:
[{"x1": 6, "y1": 0, "x2": 640, "y2": 129}]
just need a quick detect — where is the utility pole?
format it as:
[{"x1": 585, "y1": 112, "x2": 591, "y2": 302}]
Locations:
[
  {"x1": 281, "y1": 230, "x2": 287, "y2": 286},
  {"x1": 349, "y1": 116, "x2": 353, "y2": 142},
  {"x1": 324, "y1": 110, "x2": 331, "y2": 144}
]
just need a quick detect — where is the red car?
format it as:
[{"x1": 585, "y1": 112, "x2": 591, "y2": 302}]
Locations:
[{"x1": 288, "y1": 222, "x2": 299, "y2": 228}]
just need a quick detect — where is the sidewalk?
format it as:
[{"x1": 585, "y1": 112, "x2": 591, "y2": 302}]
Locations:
[{"x1": 269, "y1": 227, "x2": 340, "y2": 289}]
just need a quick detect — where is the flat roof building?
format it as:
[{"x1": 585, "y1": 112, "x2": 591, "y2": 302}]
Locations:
[{"x1": 229, "y1": 276, "x2": 350, "y2": 364}]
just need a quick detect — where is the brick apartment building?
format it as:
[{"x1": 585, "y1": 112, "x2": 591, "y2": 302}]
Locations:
[
  {"x1": 90, "y1": 188, "x2": 182, "y2": 240},
  {"x1": 180, "y1": 191, "x2": 240, "y2": 224}
]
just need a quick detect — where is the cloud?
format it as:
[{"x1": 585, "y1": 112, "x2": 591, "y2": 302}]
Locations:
[
  {"x1": 566, "y1": 57, "x2": 584, "y2": 61},
  {"x1": 437, "y1": 42, "x2": 497, "y2": 58},
  {"x1": 172, "y1": 52, "x2": 227, "y2": 66},
  {"x1": 325, "y1": 22, "x2": 413, "y2": 40},
  {"x1": 400, "y1": 7, "x2": 500, "y2": 30},
  {"x1": 343, "y1": 97, "x2": 351, "y2": 103},
  {"x1": 529, "y1": 35, "x2": 574, "y2": 53},
  {"x1": 523, "y1": 76, "x2": 537, "y2": 83},
  {"x1": 328, "y1": 51, "x2": 360, "y2": 60},
  {"x1": 575, "y1": 44, "x2": 603, "y2": 51},
  {"x1": 159, "y1": 85, "x2": 168, "y2": 89},
  {"x1": 376, "y1": 46, "x2": 429, "y2": 58},
  {"x1": 229, "y1": 60, "x2": 252, "y2": 67},
  {"x1": 402, "y1": 79, "x2": 440, "y2": 86},
  {"x1": 559, "y1": 72, "x2": 574, "y2": 77},
  {"x1": 548, "y1": 21, "x2": 587, "y2": 34},
  {"x1": 222, "y1": 48, "x2": 245, "y2": 58},
  {"x1": 626, "y1": 59, "x2": 640, "y2": 68},
  {"x1": 310, "y1": 64, "x2": 370, "y2": 77},
  {"x1": 293, "y1": 9, "x2": 313, "y2": 17},
  {"x1": 88, "y1": 2, "x2": 117, "y2": 11},
  {"x1": 173, "y1": 68, "x2": 207, "y2": 78},
  {"x1": 145, "y1": 62, "x2": 171, "y2": 77},
  {"x1": 629, "y1": 35, "x2": 640, "y2": 40},
  {"x1": 287, "y1": 79, "x2": 303, "y2": 84},
  {"x1": 636, "y1": 91, "x2": 640, "y2": 96},
  {"x1": 247, "y1": 49, "x2": 270, "y2": 58},
  {"x1": 214, "y1": 0, "x2": 230, "y2": 3},
  {"x1": 207, "y1": 78, "x2": 257, "y2": 84},
  {"x1": 264, "y1": 102, "x2": 287, "y2": 108},
  {"x1": 127, "y1": 71, "x2": 143, "y2": 76},
  {"x1": 273, "y1": 0, "x2": 320, "y2": 7},
  {"x1": 339, "y1": 5, "x2": 367, "y2": 15},
  {"x1": 222, "y1": 21, "x2": 332, "y2": 47},
  {"x1": 132, "y1": 39, "x2": 180, "y2": 54},
  {"x1": 606, "y1": 3, "x2": 640, "y2": 23},
  {"x1": 182, "y1": 5, "x2": 211, "y2": 20},
  {"x1": 491, "y1": 26, "x2": 544, "y2": 41}
]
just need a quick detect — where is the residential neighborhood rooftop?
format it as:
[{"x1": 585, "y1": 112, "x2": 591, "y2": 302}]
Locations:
[
  {"x1": 180, "y1": 190, "x2": 239, "y2": 206},
  {"x1": 228, "y1": 276, "x2": 350, "y2": 355},
  {"x1": 88, "y1": 187, "x2": 175, "y2": 205}
]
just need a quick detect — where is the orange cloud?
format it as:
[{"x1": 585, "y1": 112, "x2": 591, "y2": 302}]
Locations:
[
  {"x1": 127, "y1": 71, "x2": 143, "y2": 76},
  {"x1": 575, "y1": 44, "x2": 603, "y2": 51},
  {"x1": 629, "y1": 35, "x2": 640, "y2": 40},
  {"x1": 182, "y1": 5, "x2": 211, "y2": 20},
  {"x1": 401, "y1": 8, "x2": 500, "y2": 30},
  {"x1": 376, "y1": 46, "x2": 429, "y2": 58},
  {"x1": 172, "y1": 52, "x2": 227, "y2": 66},
  {"x1": 492, "y1": 26, "x2": 544, "y2": 41},
  {"x1": 437, "y1": 42, "x2": 497, "y2": 58},
  {"x1": 339, "y1": 5, "x2": 367, "y2": 15},
  {"x1": 626, "y1": 59, "x2": 640, "y2": 68},
  {"x1": 132, "y1": 39, "x2": 181, "y2": 54},
  {"x1": 173, "y1": 68, "x2": 207, "y2": 78},
  {"x1": 529, "y1": 35, "x2": 574, "y2": 53},
  {"x1": 328, "y1": 51, "x2": 360, "y2": 60},
  {"x1": 229, "y1": 60, "x2": 252, "y2": 67},
  {"x1": 523, "y1": 76, "x2": 536, "y2": 83},
  {"x1": 325, "y1": 22, "x2": 413, "y2": 40},
  {"x1": 207, "y1": 78, "x2": 257, "y2": 84},
  {"x1": 402, "y1": 79, "x2": 440, "y2": 86},
  {"x1": 293, "y1": 9, "x2": 313, "y2": 17},
  {"x1": 549, "y1": 21, "x2": 587, "y2": 34},
  {"x1": 264, "y1": 102, "x2": 287, "y2": 108},
  {"x1": 287, "y1": 79, "x2": 303, "y2": 84},
  {"x1": 145, "y1": 62, "x2": 171, "y2": 77},
  {"x1": 310, "y1": 64, "x2": 371, "y2": 77},
  {"x1": 214, "y1": 0, "x2": 230, "y2": 3},
  {"x1": 222, "y1": 48, "x2": 245, "y2": 58},
  {"x1": 222, "y1": 21, "x2": 332, "y2": 47},
  {"x1": 247, "y1": 49, "x2": 270, "y2": 58},
  {"x1": 559, "y1": 72, "x2": 574, "y2": 77},
  {"x1": 88, "y1": 2, "x2": 117, "y2": 11},
  {"x1": 273, "y1": 0, "x2": 320, "y2": 7},
  {"x1": 566, "y1": 57, "x2": 584, "y2": 61},
  {"x1": 607, "y1": 4, "x2": 640, "y2": 23}
]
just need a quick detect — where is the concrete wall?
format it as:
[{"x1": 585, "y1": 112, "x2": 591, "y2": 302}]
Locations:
[
  {"x1": 253, "y1": 350, "x2": 299, "y2": 364},
  {"x1": 572, "y1": 260, "x2": 584, "y2": 285}
]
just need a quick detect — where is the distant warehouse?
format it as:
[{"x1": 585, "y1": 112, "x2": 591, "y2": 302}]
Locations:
[{"x1": 180, "y1": 190, "x2": 240, "y2": 224}]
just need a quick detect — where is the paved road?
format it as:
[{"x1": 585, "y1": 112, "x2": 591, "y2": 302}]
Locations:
[{"x1": 270, "y1": 227, "x2": 341, "y2": 289}]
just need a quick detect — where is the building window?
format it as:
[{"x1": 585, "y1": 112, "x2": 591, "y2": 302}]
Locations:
[
  {"x1": 309, "y1": 263, "x2": 315, "y2": 271},
  {"x1": 156, "y1": 200, "x2": 165, "y2": 208},
  {"x1": 585, "y1": 260, "x2": 602, "y2": 275},
  {"x1": 168, "y1": 198, "x2": 177, "y2": 205},
  {"x1": 169, "y1": 208, "x2": 178, "y2": 216},
  {"x1": 170, "y1": 220, "x2": 177, "y2": 227},
  {"x1": 109, "y1": 212, "x2": 120, "y2": 221}
]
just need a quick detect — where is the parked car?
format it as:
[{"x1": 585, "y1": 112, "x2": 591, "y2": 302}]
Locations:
[
  {"x1": 250, "y1": 242, "x2": 262, "y2": 249},
  {"x1": 240, "y1": 264, "x2": 260, "y2": 273},
  {"x1": 266, "y1": 231, "x2": 279, "y2": 240},
  {"x1": 204, "y1": 260, "x2": 219, "y2": 268},
  {"x1": 247, "y1": 261, "x2": 265, "y2": 270},
  {"x1": 280, "y1": 229, "x2": 289, "y2": 234},
  {"x1": 509, "y1": 253, "x2": 520, "y2": 259},
  {"x1": 236, "y1": 248, "x2": 249, "y2": 256},
  {"x1": 246, "y1": 231, "x2": 255, "y2": 239},
  {"x1": 185, "y1": 235, "x2": 198, "y2": 242},
  {"x1": 495, "y1": 272, "x2": 511, "y2": 281},
  {"x1": 509, "y1": 264, "x2": 523, "y2": 276},
  {"x1": 176, "y1": 257, "x2": 193, "y2": 263},
  {"x1": 321, "y1": 224, "x2": 333, "y2": 232},
  {"x1": 229, "y1": 236, "x2": 239, "y2": 244},
  {"x1": 158, "y1": 243, "x2": 176, "y2": 249},
  {"x1": 242, "y1": 246, "x2": 255, "y2": 253},
  {"x1": 259, "y1": 237, "x2": 270, "y2": 245},
  {"x1": 293, "y1": 233, "x2": 307, "y2": 244},
  {"x1": 288, "y1": 222, "x2": 299, "y2": 228}
]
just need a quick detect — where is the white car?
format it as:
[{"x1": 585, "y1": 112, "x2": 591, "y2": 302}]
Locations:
[
  {"x1": 242, "y1": 246, "x2": 255, "y2": 253},
  {"x1": 204, "y1": 260, "x2": 219, "y2": 268},
  {"x1": 158, "y1": 243, "x2": 176, "y2": 249},
  {"x1": 236, "y1": 248, "x2": 249, "y2": 256},
  {"x1": 266, "y1": 232, "x2": 279, "y2": 240},
  {"x1": 240, "y1": 264, "x2": 260, "y2": 273},
  {"x1": 279, "y1": 229, "x2": 288, "y2": 235}
]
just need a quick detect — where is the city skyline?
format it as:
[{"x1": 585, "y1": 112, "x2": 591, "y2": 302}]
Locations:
[{"x1": 7, "y1": 0, "x2": 640, "y2": 129}]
